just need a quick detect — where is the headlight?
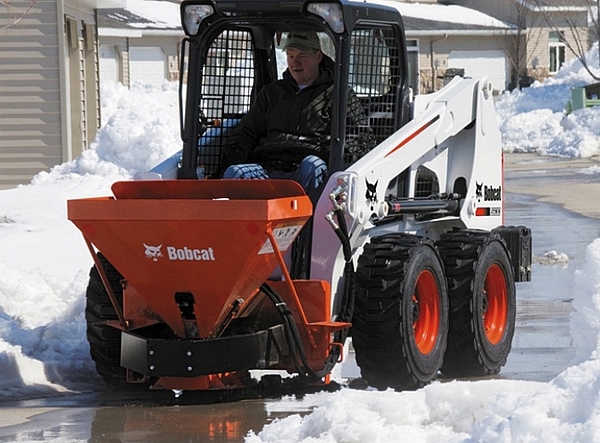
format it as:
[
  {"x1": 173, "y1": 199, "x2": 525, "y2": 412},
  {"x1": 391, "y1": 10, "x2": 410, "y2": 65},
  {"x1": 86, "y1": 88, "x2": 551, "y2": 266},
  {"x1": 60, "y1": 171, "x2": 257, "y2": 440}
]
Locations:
[
  {"x1": 331, "y1": 172, "x2": 358, "y2": 217},
  {"x1": 182, "y1": 4, "x2": 214, "y2": 36},
  {"x1": 307, "y1": 3, "x2": 344, "y2": 33}
]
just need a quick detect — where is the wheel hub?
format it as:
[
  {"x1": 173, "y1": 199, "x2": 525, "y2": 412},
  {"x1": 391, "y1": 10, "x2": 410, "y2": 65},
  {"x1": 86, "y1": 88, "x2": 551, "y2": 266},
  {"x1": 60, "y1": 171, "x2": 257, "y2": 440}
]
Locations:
[
  {"x1": 412, "y1": 270, "x2": 440, "y2": 355},
  {"x1": 482, "y1": 264, "x2": 508, "y2": 345}
]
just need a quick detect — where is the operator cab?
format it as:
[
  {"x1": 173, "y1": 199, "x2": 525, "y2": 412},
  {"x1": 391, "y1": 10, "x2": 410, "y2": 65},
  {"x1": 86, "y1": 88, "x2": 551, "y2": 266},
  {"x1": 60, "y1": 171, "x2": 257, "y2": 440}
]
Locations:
[{"x1": 178, "y1": 0, "x2": 411, "y2": 181}]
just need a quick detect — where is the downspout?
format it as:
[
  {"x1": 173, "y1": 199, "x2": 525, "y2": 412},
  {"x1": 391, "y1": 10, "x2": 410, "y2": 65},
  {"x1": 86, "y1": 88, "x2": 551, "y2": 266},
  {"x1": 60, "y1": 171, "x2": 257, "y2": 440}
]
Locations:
[
  {"x1": 430, "y1": 34, "x2": 448, "y2": 92},
  {"x1": 56, "y1": 0, "x2": 72, "y2": 162}
]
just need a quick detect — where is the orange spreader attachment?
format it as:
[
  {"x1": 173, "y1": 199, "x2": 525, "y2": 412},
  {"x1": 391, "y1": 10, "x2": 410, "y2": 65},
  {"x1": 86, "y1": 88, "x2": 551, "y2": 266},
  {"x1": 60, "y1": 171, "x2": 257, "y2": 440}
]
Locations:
[{"x1": 68, "y1": 179, "x2": 314, "y2": 339}]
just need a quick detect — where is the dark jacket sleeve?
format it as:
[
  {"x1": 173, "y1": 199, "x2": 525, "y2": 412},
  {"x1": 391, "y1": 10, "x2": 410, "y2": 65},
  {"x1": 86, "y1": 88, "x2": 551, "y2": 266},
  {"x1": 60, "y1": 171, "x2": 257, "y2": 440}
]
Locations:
[{"x1": 221, "y1": 87, "x2": 270, "y2": 168}]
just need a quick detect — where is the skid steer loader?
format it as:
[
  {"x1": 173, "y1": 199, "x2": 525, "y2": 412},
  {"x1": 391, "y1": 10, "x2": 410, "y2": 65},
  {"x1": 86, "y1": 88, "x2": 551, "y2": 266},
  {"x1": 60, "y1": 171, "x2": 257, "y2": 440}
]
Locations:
[{"x1": 68, "y1": 0, "x2": 532, "y2": 392}]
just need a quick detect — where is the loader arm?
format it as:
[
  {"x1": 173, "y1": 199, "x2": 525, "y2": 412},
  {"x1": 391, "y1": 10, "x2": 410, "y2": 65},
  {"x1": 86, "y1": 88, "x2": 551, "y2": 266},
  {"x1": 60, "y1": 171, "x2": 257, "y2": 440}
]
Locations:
[{"x1": 311, "y1": 76, "x2": 503, "y2": 302}]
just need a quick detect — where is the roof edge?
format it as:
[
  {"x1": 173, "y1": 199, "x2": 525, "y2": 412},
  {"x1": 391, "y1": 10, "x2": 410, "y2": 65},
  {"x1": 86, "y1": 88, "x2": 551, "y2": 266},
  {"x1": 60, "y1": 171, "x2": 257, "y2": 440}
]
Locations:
[
  {"x1": 407, "y1": 29, "x2": 520, "y2": 37},
  {"x1": 518, "y1": 0, "x2": 589, "y2": 13}
]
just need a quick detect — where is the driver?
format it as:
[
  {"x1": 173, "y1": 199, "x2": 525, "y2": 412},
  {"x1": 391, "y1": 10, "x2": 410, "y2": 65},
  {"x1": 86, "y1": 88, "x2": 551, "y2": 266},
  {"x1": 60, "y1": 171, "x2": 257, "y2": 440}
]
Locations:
[{"x1": 222, "y1": 28, "x2": 373, "y2": 195}]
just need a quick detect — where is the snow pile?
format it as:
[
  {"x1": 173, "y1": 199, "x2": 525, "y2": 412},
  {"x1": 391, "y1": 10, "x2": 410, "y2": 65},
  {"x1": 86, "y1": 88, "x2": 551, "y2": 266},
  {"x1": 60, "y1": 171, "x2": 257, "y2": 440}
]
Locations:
[
  {"x1": 535, "y1": 250, "x2": 570, "y2": 266},
  {"x1": 572, "y1": 239, "x2": 600, "y2": 364},
  {"x1": 496, "y1": 43, "x2": 600, "y2": 157},
  {"x1": 33, "y1": 82, "x2": 181, "y2": 186},
  {"x1": 579, "y1": 165, "x2": 600, "y2": 175},
  {"x1": 0, "y1": 81, "x2": 182, "y2": 397},
  {"x1": 245, "y1": 380, "x2": 573, "y2": 442},
  {"x1": 0, "y1": 267, "x2": 94, "y2": 396}
]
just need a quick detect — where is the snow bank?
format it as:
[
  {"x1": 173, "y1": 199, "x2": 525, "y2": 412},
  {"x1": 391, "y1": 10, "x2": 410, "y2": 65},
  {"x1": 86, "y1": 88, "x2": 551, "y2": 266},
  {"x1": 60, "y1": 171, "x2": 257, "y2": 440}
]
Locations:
[
  {"x1": 0, "y1": 81, "x2": 181, "y2": 397},
  {"x1": 496, "y1": 43, "x2": 600, "y2": 158}
]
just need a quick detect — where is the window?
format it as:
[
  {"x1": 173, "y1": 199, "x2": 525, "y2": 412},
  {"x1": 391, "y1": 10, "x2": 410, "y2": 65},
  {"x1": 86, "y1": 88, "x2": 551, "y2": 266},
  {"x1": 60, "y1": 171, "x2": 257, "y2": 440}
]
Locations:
[
  {"x1": 549, "y1": 31, "x2": 566, "y2": 74},
  {"x1": 201, "y1": 30, "x2": 255, "y2": 121},
  {"x1": 406, "y1": 39, "x2": 419, "y2": 95},
  {"x1": 347, "y1": 26, "x2": 402, "y2": 156},
  {"x1": 349, "y1": 28, "x2": 392, "y2": 97},
  {"x1": 197, "y1": 30, "x2": 255, "y2": 178}
]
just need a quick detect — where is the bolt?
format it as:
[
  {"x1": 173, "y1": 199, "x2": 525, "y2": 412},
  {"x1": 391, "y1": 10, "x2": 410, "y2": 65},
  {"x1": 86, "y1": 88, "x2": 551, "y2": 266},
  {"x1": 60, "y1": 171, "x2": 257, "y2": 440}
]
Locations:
[
  {"x1": 150, "y1": 365, "x2": 155, "y2": 371},
  {"x1": 482, "y1": 293, "x2": 489, "y2": 313},
  {"x1": 187, "y1": 366, "x2": 193, "y2": 372},
  {"x1": 186, "y1": 350, "x2": 192, "y2": 357},
  {"x1": 149, "y1": 350, "x2": 154, "y2": 355}
]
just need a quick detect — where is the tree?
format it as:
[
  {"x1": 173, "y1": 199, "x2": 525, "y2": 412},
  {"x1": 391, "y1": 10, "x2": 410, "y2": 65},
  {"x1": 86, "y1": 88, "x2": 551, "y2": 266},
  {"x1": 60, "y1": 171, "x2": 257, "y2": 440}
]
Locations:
[{"x1": 496, "y1": 1, "x2": 544, "y2": 89}]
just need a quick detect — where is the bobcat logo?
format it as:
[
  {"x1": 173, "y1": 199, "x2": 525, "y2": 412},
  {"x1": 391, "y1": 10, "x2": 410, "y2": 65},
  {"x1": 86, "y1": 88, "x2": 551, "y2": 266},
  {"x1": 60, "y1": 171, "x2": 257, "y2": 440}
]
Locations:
[
  {"x1": 475, "y1": 182, "x2": 483, "y2": 201},
  {"x1": 144, "y1": 244, "x2": 163, "y2": 261},
  {"x1": 365, "y1": 179, "x2": 378, "y2": 210}
]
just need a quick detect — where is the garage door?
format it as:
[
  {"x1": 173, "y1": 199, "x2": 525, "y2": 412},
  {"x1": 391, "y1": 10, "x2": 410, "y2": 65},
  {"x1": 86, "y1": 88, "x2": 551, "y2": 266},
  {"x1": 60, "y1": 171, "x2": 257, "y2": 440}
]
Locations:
[
  {"x1": 448, "y1": 50, "x2": 507, "y2": 93},
  {"x1": 130, "y1": 47, "x2": 166, "y2": 86},
  {"x1": 99, "y1": 45, "x2": 119, "y2": 84}
]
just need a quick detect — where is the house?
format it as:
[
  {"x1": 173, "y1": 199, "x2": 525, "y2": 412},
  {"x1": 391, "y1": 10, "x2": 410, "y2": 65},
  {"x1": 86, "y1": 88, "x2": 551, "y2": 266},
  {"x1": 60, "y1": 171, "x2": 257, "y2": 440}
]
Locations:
[
  {"x1": 97, "y1": 0, "x2": 181, "y2": 88},
  {"x1": 96, "y1": 1, "x2": 593, "y2": 94},
  {"x1": 389, "y1": 0, "x2": 592, "y2": 93},
  {"x1": 96, "y1": 1, "x2": 518, "y2": 95},
  {"x1": 389, "y1": 2, "x2": 519, "y2": 94},
  {"x1": 441, "y1": 0, "x2": 592, "y2": 84},
  {"x1": 0, "y1": 0, "x2": 126, "y2": 190}
]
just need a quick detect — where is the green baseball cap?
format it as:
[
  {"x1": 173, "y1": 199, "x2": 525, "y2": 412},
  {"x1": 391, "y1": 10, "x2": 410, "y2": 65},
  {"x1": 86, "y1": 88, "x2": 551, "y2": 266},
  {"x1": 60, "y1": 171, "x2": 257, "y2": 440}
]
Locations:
[{"x1": 283, "y1": 29, "x2": 321, "y2": 52}]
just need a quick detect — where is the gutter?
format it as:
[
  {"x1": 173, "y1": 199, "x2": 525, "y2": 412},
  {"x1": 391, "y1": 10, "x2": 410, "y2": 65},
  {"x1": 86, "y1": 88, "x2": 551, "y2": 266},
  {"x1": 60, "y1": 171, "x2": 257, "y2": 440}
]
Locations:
[
  {"x1": 138, "y1": 29, "x2": 184, "y2": 37},
  {"x1": 99, "y1": 28, "x2": 183, "y2": 38},
  {"x1": 518, "y1": 0, "x2": 588, "y2": 13},
  {"x1": 407, "y1": 29, "x2": 519, "y2": 37}
]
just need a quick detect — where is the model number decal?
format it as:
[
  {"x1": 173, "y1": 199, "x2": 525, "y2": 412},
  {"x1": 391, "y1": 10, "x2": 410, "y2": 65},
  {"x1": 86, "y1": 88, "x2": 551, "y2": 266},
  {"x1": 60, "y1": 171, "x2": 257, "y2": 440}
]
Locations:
[
  {"x1": 475, "y1": 207, "x2": 501, "y2": 217},
  {"x1": 259, "y1": 224, "x2": 303, "y2": 255}
]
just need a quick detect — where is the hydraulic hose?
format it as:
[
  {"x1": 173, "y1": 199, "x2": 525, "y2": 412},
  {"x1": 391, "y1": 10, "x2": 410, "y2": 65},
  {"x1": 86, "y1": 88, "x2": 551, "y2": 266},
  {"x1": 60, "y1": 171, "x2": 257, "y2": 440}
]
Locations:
[
  {"x1": 262, "y1": 189, "x2": 357, "y2": 382},
  {"x1": 328, "y1": 206, "x2": 355, "y2": 367},
  {"x1": 260, "y1": 283, "x2": 322, "y2": 380}
]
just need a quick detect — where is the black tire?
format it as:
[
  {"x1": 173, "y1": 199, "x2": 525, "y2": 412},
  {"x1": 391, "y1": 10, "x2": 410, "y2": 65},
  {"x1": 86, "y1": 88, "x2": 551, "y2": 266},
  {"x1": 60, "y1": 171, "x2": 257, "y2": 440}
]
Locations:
[
  {"x1": 352, "y1": 234, "x2": 449, "y2": 390},
  {"x1": 85, "y1": 253, "x2": 127, "y2": 386},
  {"x1": 437, "y1": 230, "x2": 516, "y2": 377}
]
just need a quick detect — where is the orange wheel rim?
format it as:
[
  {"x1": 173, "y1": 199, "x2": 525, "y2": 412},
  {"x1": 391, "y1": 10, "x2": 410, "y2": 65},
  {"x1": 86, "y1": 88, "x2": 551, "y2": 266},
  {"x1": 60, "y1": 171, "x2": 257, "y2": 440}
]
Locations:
[
  {"x1": 483, "y1": 263, "x2": 508, "y2": 345},
  {"x1": 412, "y1": 270, "x2": 440, "y2": 355}
]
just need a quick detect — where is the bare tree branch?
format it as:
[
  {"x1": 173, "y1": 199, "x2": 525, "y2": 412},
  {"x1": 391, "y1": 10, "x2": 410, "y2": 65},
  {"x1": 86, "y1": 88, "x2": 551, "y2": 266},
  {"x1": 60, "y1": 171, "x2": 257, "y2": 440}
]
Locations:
[
  {"x1": 531, "y1": 0, "x2": 599, "y2": 81},
  {"x1": 1, "y1": 0, "x2": 37, "y2": 30},
  {"x1": 496, "y1": 1, "x2": 543, "y2": 88}
]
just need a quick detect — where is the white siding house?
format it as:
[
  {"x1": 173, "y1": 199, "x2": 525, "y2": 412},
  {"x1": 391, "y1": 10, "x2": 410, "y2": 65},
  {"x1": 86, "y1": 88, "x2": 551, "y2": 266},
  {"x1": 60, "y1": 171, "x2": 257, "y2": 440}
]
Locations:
[
  {"x1": 97, "y1": 1, "x2": 182, "y2": 89},
  {"x1": 0, "y1": 0, "x2": 126, "y2": 189}
]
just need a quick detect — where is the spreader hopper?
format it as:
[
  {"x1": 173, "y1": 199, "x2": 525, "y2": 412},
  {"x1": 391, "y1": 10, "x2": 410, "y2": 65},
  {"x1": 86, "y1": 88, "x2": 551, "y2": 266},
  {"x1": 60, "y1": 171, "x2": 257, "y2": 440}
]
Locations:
[{"x1": 68, "y1": 179, "x2": 312, "y2": 339}]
